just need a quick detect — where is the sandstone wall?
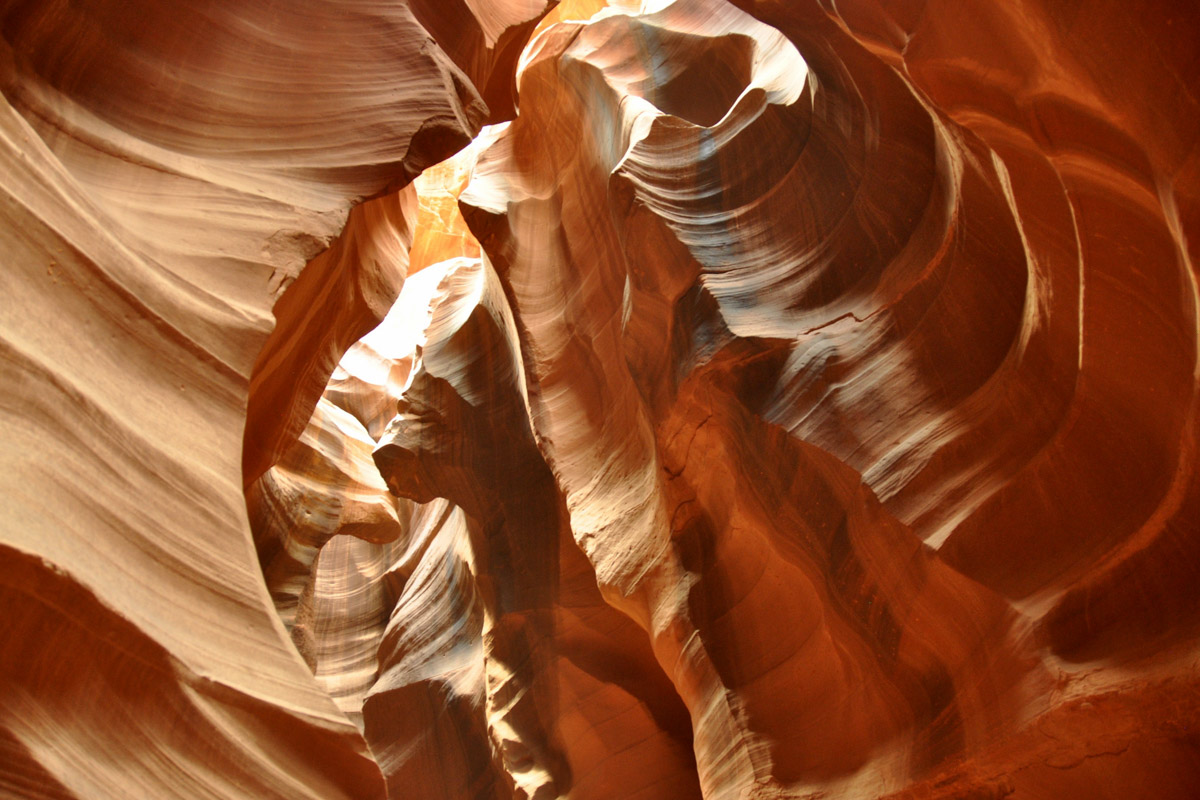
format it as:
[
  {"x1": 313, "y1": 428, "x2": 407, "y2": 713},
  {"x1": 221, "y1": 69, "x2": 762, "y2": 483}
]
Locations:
[{"x1": 2, "y1": 1, "x2": 1198, "y2": 798}]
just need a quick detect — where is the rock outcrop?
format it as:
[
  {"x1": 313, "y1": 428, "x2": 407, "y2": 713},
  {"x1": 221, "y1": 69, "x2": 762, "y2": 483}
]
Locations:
[{"x1": 3, "y1": 0, "x2": 1199, "y2": 798}]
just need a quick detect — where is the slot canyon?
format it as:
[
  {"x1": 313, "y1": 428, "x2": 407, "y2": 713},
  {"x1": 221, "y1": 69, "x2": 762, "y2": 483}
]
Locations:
[{"x1": 2, "y1": 0, "x2": 1199, "y2": 797}]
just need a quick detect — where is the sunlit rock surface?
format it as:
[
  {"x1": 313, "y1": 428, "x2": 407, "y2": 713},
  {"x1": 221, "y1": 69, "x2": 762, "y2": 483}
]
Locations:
[
  {"x1": 3, "y1": 0, "x2": 1199, "y2": 798},
  {"x1": 0, "y1": 0, "x2": 547, "y2": 797}
]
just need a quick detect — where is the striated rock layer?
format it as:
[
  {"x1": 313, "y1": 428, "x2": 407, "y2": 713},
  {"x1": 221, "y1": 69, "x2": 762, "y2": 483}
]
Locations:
[
  {"x1": 3, "y1": 0, "x2": 1200, "y2": 799},
  {"x1": 0, "y1": 0, "x2": 549, "y2": 797}
]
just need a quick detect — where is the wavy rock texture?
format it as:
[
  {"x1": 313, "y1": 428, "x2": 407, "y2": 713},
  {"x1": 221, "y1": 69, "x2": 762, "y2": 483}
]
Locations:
[
  {"x1": 0, "y1": 0, "x2": 550, "y2": 797},
  {"x1": 4, "y1": 0, "x2": 1200, "y2": 799},
  {"x1": 457, "y1": 0, "x2": 1200, "y2": 796}
]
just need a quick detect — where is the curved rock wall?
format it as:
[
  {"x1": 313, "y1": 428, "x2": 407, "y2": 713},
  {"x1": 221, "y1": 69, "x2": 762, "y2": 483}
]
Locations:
[
  {"x1": 3, "y1": 0, "x2": 1199, "y2": 798},
  {"x1": 0, "y1": 0, "x2": 547, "y2": 797}
]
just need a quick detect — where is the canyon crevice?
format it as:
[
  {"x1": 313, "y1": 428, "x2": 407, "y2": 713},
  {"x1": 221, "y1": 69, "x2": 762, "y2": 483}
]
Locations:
[{"x1": 2, "y1": 1, "x2": 1199, "y2": 798}]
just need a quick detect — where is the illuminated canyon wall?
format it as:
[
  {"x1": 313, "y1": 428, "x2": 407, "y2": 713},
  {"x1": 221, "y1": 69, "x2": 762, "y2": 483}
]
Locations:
[{"x1": 2, "y1": 1, "x2": 1199, "y2": 798}]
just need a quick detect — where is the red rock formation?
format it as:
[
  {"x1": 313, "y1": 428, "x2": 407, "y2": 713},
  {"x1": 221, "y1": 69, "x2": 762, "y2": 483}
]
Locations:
[
  {"x1": 3, "y1": 0, "x2": 1199, "y2": 798},
  {"x1": 0, "y1": 0, "x2": 548, "y2": 797}
]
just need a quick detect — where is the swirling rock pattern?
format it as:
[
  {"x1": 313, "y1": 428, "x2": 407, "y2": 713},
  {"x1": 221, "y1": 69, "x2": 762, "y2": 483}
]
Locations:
[
  {"x1": 3, "y1": 0, "x2": 1199, "y2": 798},
  {"x1": 0, "y1": 0, "x2": 548, "y2": 797}
]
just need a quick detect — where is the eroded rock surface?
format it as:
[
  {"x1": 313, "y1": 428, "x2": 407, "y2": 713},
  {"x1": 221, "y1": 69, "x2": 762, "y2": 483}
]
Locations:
[
  {"x1": 3, "y1": 0, "x2": 1200, "y2": 798},
  {"x1": 0, "y1": 0, "x2": 548, "y2": 797}
]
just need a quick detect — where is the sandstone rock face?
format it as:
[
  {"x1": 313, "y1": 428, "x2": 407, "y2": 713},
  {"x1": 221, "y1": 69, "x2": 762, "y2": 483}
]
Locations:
[
  {"x1": 3, "y1": 1, "x2": 1199, "y2": 799},
  {"x1": 0, "y1": 0, "x2": 545, "y2": 797}
]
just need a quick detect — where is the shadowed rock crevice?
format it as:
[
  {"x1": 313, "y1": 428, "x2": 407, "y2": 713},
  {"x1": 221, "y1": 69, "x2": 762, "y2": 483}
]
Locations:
[{"x1": 3, "y1": 0, "x2": 1199, "y2": 798}]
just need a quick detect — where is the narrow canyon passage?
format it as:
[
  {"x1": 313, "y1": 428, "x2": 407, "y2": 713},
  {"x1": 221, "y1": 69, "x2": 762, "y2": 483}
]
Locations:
[{"x1": 2, "y1": 1, "x2": 1199, "y2": 799}]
